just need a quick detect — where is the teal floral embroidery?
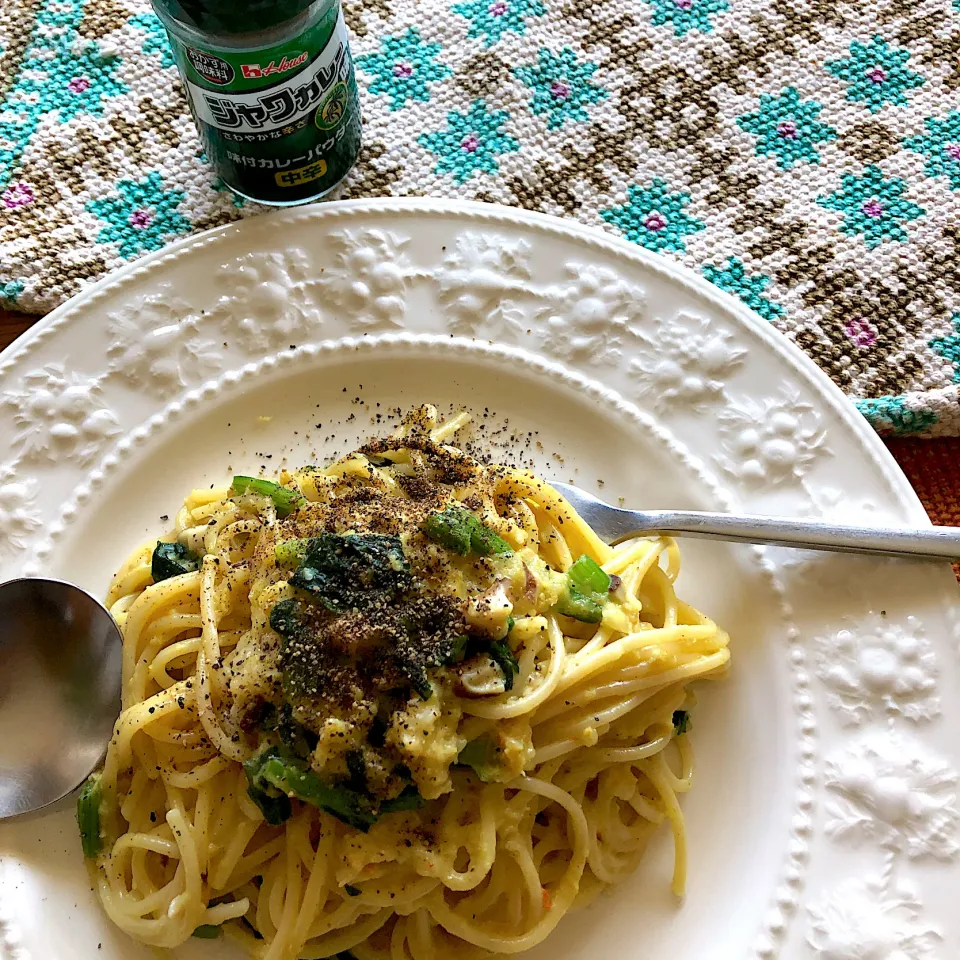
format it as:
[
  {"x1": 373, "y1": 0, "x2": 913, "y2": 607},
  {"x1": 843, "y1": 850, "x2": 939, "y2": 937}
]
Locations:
[
  {"x1": 905, "y1": 111, "x2": 960, "y2": 192},
  {"x1": 825, "y1": 36, "x2": 924, "y2": 114},
  {"x1": 737, "y1": 87, "x2": 836, "y2": 169},
  {"x1": 855, "y1": 396, "x2": 937, "y2": 436},
  {"x1": 197, "y1": 150, "x2": 246, "y2": 207},
  {"x1": 929, "y1": 314, "x2": 960, "y2": 383},
  {"x1": 128, "y1": 12, "x2": 176, "y2": 69},
  {"x1": 817, "y1": 166, "x2": 924, "y2": 248},
  {"x1": 514, "y1": 47, "x2": 606, "y2": 130},
  {"x1": 452, "y1": 0, "x2": 546, "y2": 48},
  {"x1": 86, "y1": 171, "x2": 192, "y2": 260},
  {"x1": 642, "y1": 0, "x2": 728, "y2": 37},
  {"x1": 0, "y1": 0, "x2": 127, "y2": 191},
  {"x1": 418, "y1": 100, "x2": 519, "y2": 183},
  {"x1": 702, "y1": 258, "x2": 785, "y2": 321},
  {"x1": 356, "y1": 28, "x2": 451, "y2": 111},
  {"x1": 0, "y1": 279, "x2": 24, "y2": 307},
  {"x1": 601, "y1": 180, "x2": 704, "y2": 253}
]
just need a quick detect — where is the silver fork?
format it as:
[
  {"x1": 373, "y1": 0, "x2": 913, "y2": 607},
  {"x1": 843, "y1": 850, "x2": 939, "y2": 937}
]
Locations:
[{"x1": 550, "y1": 481, "x2": 960, "y2": 561}]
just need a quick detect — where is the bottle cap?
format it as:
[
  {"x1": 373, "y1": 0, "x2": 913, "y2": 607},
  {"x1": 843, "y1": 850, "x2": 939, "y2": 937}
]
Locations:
[{"x1": 154, "y1": 0, "x2": 315, "y2": 33}]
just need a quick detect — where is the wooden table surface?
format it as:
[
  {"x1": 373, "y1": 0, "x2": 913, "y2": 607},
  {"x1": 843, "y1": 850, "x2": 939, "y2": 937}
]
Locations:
[
  {"x1": 1, "y1": 309, "x2": 33, "y2": 349},
  {"x1": 3, "y1": 306, "x2": 958, "y2": 549}
]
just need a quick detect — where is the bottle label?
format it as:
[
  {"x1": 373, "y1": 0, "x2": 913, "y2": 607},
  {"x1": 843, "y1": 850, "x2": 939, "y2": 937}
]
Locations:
[{"x1": 165, "y1": 3, "x2": 361, "y2": 204}]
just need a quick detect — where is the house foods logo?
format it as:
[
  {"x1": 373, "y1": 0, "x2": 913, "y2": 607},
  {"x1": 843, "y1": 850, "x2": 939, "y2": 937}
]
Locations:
[{"x1": 240, "y1": 52, "x2": 308, "y2": 80}]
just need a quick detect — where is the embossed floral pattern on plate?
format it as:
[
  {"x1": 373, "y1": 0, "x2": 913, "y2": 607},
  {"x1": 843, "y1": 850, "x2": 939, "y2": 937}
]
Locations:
[
  {"x1": 815, "y1": 614, "x2": 939, "y2": 726},
  {"x1": 0, "y1": 200, "x2": 956, "y2": 960}
]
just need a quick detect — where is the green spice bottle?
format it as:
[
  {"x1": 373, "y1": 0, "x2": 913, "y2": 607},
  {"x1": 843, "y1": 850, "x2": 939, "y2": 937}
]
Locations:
[{"x1": 153, "y1": 0, "x2": 361, "y2": 205}]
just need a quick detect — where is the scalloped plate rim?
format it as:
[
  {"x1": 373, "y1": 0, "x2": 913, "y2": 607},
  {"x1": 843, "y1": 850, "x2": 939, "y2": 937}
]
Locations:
[
  {"x1": 0, "y1": 198, "x2": 956, "y2": 960},
  {"x1": 0, "y1": 197, "x2": 925, "y2": 526}
]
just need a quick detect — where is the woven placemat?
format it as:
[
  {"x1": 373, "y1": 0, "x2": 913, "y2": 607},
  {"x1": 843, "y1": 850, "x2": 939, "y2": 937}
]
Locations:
[{"x1": 1, "y1": 0, "x2": 959, "y2": 437}]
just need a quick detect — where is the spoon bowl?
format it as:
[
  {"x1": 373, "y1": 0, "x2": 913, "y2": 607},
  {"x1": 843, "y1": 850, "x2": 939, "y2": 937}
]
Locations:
[{"x1": 0, "y1": 578, "x2": 122, "y2": 819}]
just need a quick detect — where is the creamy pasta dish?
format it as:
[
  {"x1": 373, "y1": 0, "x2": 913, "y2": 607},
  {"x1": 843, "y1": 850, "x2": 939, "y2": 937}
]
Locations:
[{"x1": 77, "y1": 406, "x2": 730, "y2": 960}]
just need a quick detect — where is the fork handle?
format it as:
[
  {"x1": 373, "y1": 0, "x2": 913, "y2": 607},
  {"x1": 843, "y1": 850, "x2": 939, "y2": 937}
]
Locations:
[{"x1": 626, "y1": 511, "x2": 960, "y2": 561}]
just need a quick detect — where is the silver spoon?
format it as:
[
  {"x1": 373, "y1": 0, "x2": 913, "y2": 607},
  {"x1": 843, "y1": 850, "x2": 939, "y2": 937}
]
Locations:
[
  {"x1": 0, "y1": 578, "x2": 122, "y2": 819},
  {"x1": 551, "y1": 482, "x2": 960, "y2": 560}
]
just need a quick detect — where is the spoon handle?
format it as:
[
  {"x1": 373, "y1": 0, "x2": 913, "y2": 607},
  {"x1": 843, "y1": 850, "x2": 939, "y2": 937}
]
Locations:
[{"x1": 631, "y1": 511, "x2": 960, "y2": 560}]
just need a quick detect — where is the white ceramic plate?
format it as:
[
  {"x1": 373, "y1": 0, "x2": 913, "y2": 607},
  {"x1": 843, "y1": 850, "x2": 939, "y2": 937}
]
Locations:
[{"x1": 0, "y1": 200, "x2": 957, "y2": 960}]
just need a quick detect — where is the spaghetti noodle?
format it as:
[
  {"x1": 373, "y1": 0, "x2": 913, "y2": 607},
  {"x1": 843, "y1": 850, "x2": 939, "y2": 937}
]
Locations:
[{"x1": 79, "y1": 406, "x2": 730, "y2": 959}]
